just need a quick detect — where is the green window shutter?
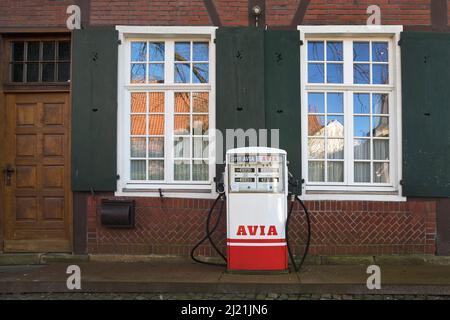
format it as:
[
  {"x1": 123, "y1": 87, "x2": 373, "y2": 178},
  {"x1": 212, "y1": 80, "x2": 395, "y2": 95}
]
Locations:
[
  {"x1": 72, "y1": 27, "x2": 118, "y2": 191},
  {"x1": 264, "y1": 30, "x2": 301, "y2": 184},
  {"x1": 401, "y1": 31, "x2": 450, "y2": 197},
  {"x1": 215, "y1": 27, "x2": 265, "y2": 178}
]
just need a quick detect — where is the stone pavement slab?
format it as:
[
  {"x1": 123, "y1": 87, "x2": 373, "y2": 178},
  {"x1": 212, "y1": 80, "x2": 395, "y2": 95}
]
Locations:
[{"x1": 1, "y1": 260, "x2": 450, "y2": 295}]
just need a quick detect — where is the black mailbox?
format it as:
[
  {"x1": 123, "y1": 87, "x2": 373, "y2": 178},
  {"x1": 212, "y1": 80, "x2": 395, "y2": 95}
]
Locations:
[{"x1": 100, "y1": 199, "x2": 135, "y2": 228}]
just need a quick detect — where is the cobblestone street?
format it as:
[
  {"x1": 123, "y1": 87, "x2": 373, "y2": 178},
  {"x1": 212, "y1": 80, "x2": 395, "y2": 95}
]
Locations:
[{"x1": 1, "y1": 293, "x2": 450, "y2": 300}]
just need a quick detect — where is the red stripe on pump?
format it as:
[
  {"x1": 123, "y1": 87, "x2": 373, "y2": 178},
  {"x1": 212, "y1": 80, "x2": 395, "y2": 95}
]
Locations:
[{"x1": 227, "y1": 238, "x2": 286, "y2": 243}]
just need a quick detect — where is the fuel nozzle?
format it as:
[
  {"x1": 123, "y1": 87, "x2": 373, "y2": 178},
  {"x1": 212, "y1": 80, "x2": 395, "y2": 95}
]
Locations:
[
  {"x1": 288, "y1": 171, "x2": 301, "y2": 196},
  {"x1": 214, "y1": 174, "x2": 225, "y2": 194}
]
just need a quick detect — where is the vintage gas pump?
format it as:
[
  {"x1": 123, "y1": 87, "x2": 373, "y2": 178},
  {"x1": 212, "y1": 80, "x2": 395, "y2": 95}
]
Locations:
[
  {"x1": 190, "y1": 147, "x2": 310, "y2": 273},
  {"x1": 225, "y1": 147, "x2": 288, "y2": 272}
]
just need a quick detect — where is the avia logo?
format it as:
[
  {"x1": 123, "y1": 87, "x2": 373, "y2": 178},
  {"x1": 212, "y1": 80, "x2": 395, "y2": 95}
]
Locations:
[{"x1": 236, "y1": 225, "x2": 278, "y2": 236}]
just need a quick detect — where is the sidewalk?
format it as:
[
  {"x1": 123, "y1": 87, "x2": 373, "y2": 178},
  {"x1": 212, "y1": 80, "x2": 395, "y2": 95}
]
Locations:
[{"x1": 2, "y1": 256, "x2": 450, "y2": 296}]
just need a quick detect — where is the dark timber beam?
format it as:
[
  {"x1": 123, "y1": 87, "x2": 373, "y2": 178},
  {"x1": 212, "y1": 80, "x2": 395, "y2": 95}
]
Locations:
[
  {"x1": 290, "y1": 0, "x2": 311, "y2": 29},
  {"x1": 431, "y1": 0, "x2": 449, "y2": 31},
  {"x1": 203, "y1": 0, "x2": 222, "y2": 26},
  {"x1": 75, "y1": 0, "x2": 91, "y2": 28}
]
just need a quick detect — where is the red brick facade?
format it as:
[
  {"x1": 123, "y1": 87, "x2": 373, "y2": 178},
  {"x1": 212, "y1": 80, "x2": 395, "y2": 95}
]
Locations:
[
  {"x1": 1, "y1": 1, "x2": 447, "y2": 256},
  {"x1": 88, "y1": 195, "x2": 436, "y2": 256},
  {"x1": 0, "y1": 0, "x2": 443, "y2": 28}
]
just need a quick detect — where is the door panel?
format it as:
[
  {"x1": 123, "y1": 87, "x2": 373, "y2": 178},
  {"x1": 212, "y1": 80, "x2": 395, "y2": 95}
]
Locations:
[{"x1": 3, "y1": 93, "x2": 71, "y2": 252}]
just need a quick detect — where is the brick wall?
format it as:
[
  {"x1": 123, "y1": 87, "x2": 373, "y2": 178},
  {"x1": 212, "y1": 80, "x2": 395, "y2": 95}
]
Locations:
[
  {"x1": 0, "y1": 0, "x2": 443, "y2": 28},
  {"x1": 0, "y1": 2, "x2": 443, "y2": 257},
  {"x1": 0, "y1": 0, "x2": 72, "y2": 27},
  {"x1": 87, "y1": 195, "x2": 436, "y2": 256}
]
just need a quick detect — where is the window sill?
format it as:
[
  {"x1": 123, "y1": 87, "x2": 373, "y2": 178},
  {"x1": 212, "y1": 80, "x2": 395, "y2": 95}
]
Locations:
[
  {"x1": 115, "y1": 182, "x2": 217, "y2": 199},
  {"x1": 300, "y1": 188, "x2": 406, "y2": 202}
]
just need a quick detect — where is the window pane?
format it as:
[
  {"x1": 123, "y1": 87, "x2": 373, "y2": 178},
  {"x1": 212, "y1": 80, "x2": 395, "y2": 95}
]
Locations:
[
  {"x1": 174, "y1": 160, "x2": 190, "y2": 181},
  {"x1": 308, "y1": 92, "x2": 324, "y2": 113},
  {"x1": 353, "y1": 42, "x2": 369, "y2": 61},
  {"x1": 131, "y1": 63, "x2": 146, "y2": 83},
  {"x1": 193, "y1": 42, "x2": 209, "y2": 61},
  {"x1": 149, "y1": 92, "x2": 164, "y2": 112},
  {"x1": 327, "y1": 92, "x2": 343, "y2": 113},
  {"x1": 175, "y1": 42, "x2": 190, "y2": 61},
  {"x1": 308, "y1": 41, "x2": 324, "y2": 61},
  {"x1": 175, "y1": 63, "x2": 190, "y2": 83},
  {"x1": 58, "y1": 41, "x2": 71, "y2": 60},
  {"x1": 174, "y1": 115, "x2": 190, "y2": 135},
  {"x1": 174, "y1": 137, "x2": 190, "y2": 158},
  {"x1": 131, "y1": 115, "x2": 146, "y2": 135},
  {"x1": 327, "y1": 63, "x2": 343, "y2": 83},
  {"x1": 308, "y1": 161, "x2": 324, "y2": 182},
  {"x1": 193, "y1": 137, "x2": 209, "y2": 158},
  {"x1": 373, "y1": 162, "x2": 389, "y2": 183},
  {"x1": 26, "y1": 63, "x2": 39, "y2": 82},
  {"x1": 149, "y1": 42, "x2": 164, "y2": 61},
  {"x1": 57, "y1": 62, "x2": 70, "y2": 82},
  {"x1": 42, "y1": 63, "x2": 55, "y2": 82},
  {"x1": 372, "y1": 64, "x2": 389, "y2": 84},
  {"x1": 12, "y1": 63, "x2": 24, "y2": 82},
  {"x1": 328, "y1": 162, "x2": 344, "y2": 182},
  {"x1": 130, "y1": 137, "x2": 146, "y2": 157},
  {"x1": 43, "y1": 41, "x2": 55, "y2": 61},
  {"x1": 175, "y1": 92, "x2": 190, "y2": 112},
  {"x1": 372, "y1": 116, "x2": 389, "y2": 137},
  {"x1": 327, "y1": 115, "x2": 344, "y2": 137},
  {"x1": 192, "y1": 63, "x2": 209, "y2": 83},
  {"x1": 373, "y1": 139, "x2": 389, "y2": 160},
  {"x1": 372, "y1": 42, "x2": 388, "y2": 62},
  {"x1": 308, "y1": 115, "x2": 325, "y2": 136},
  {"x1": 354, "y1": 93, "x2": 370, "y2": 114},
  {"x1": 372, "y1": 94, "x2": 389, "y2": 114},
  {"x1": 327, "y1": 138, "x2": 344, "y2": 159},
  {"x1": 193, "y1": 92, "x2": 209, "y2": 113},
  {"x1": 192, "y1": 115, "x2": 209, "y2": 135},
  {"x1": 148, "y1": 160, "x2": 164, "y2": 180},
  {"x1": 149, "y1": 115, "x2": 164, "y2": 135},
  {"x1": 308, "y1": 138, "x2": 324, "y2": 159},
  {"x1": 131, "y1": 92, "x2": 147, "y2": 113},
  {"x1": 12, "y1": 42, "x2": 24, "y2": 61},
  {"x1": 130, "y1": 160, "x2": 146, "y2": 180},
  {"x1": 354, "y1": 116, "x2": 370, "y2": 137},
  {"x1": 149, "y1": 63, "x2": 164, "y2": 83},
  {"x1": 27, "y1": 42, "x2": 40, "y2": 61},
  {"x1": 193, "y1": 160, "x2": 208, "y2": 181},
  {"x1": 354, "y1": 162, "x2": 370, "y2": 183},
  {"x1": 308, "y1": 63, "x2": 324, "y2": 83},
  {"x1": 148, "y1": 137, "x2": 164, "y2": 158},
  {"x1": 326, "y1": 41, "x2": 343, "y2": 61},
  {"x1": 131, "y1": 42, "x2": 147, "y2": 61},
  {"x1": 354, "y1": 64, "x2": 370, "y2": 84},
  {"x1": 354, "y1": 139, "x2": 370, "y2": 160}
]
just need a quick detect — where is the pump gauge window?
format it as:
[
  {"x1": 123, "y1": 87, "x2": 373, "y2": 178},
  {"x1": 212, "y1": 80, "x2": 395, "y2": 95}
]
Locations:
[{"x1": 227, "y1": 153, "x2": 285, "y2": 193}]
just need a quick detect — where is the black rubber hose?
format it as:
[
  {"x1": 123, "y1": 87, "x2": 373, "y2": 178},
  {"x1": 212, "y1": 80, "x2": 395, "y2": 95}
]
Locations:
[
  {"x1": 206, "y1": 196, "x2": 227, "y2": 263},
  {"x1": 295, "y1": 195, "x2": 311, "y2": 271},
  {"x1": 286, "y1": 198, "x2": 298, "y2": 271},
  {"x1": 190, "y1": 194, "x2": 227, "y2": 266}
]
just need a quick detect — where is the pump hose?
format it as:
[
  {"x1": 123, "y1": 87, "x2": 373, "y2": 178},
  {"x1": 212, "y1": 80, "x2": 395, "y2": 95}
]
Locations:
[
  {"x1": 190, "y1": 194, "x2": 227, "y2": 266},
  {"x1": 286, "y1": 195, "x2": 311, "y2": 272}
]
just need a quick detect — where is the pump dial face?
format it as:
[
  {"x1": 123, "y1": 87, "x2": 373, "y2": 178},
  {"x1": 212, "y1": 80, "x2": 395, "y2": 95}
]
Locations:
[{"x1": 228, "y1": 153, "x2": 285, "y2": 193}]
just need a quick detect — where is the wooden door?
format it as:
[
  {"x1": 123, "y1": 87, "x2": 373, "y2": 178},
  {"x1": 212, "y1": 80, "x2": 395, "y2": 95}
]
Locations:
[{"x1": 2, "y1": 93, "x2": 71, "y2": 252}]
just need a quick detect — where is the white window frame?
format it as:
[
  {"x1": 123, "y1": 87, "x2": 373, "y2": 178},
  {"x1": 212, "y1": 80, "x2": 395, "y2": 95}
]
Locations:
[
  {"x1": 299, "y1": 25, "x2": 405, "y2": 202},
  {"x1": 116, "y1": 26, "x2": 218, "y2": 199}
]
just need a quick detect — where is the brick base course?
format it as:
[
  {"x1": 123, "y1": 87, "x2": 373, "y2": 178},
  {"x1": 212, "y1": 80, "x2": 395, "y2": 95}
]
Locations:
[{"x1": 87, "y1": 195, "x2": 436, "y2": 256}]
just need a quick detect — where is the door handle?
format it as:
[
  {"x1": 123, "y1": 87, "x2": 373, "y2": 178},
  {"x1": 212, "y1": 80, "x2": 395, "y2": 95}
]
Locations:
[{"x1": 3, "y1": 164, "x2": 15, "y2": 186}]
